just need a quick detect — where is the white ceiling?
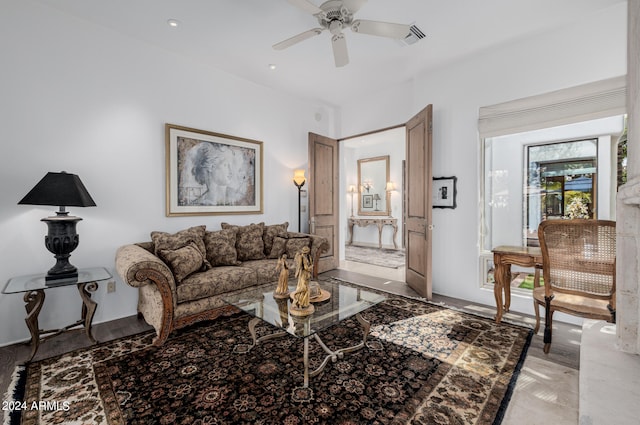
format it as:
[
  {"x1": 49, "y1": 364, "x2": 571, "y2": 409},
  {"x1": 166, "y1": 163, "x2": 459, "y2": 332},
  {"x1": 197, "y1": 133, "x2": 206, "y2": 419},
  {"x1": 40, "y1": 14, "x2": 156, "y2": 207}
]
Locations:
[{"x1": 35, "y1": 0, "x2": 625, "y2": 107}]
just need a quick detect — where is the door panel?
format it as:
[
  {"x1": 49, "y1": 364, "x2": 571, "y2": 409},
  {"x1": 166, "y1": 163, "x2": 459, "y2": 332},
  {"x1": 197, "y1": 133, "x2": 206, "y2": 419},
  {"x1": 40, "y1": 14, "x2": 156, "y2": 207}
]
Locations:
[
  {"x1": 405, "y1": 105, "x2": 433, "y2": 299},
  {"x1": 309, "y1": 132, "x2": 339, "y2": 273}
]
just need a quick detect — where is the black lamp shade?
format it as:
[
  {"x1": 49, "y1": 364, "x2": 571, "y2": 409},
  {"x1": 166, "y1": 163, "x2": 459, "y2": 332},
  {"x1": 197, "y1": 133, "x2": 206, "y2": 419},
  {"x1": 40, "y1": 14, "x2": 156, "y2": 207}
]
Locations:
[{"x1": 18, "y1": 171, "x2": 96, "y2": 210}]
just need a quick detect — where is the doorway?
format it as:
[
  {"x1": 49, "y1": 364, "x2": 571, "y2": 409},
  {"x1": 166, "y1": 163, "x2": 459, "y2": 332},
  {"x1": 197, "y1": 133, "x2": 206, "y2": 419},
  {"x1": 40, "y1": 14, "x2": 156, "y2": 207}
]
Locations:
[
  {"x1": 309, "y1": 105, "x2": 433, "y2": 299},
  {"x1": 339, "y1": 127, "x2": 406, "y2": 282}
]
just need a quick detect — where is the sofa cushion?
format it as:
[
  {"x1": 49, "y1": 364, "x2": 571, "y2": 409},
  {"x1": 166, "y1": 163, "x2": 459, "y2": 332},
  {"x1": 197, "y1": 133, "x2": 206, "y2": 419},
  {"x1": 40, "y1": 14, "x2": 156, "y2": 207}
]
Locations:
[
  {"x1": 268, "y1": 236, "x2": 288, "y2": 259},
  {"x1": 286, "y1": 237, "x2": 311, "y2": 258},
  {"x1": 204, "y1": 228, "x2": 241, "y2": 266},
  {"x1": 176, "y1": 266, "x2": 257, "y2": 304},
  {"x1": 221, "y1": 222, "x2": 265, "y2": 261},
  {"x1": 158, "y1": 242, "x2": 205, "y2": 282},
  {"x1": 268, "y1": 235, "x2": 312, "y2": 259},
  {"x1": 263, "y1": 222, "x2": 289, "y2": 256},
  {"x1": 151, "y1": 225, "x2": 210, "y2": 270},
  {"x1": 240, "y1": 258, "x2": 295, "y2": 284}
]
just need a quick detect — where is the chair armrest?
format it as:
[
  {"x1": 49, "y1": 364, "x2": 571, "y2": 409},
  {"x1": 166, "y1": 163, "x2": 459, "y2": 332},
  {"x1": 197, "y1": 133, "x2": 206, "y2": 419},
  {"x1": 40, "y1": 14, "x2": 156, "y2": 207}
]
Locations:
[{"x1": 115, "y1": 244, "x2": 176, "y2": 294}]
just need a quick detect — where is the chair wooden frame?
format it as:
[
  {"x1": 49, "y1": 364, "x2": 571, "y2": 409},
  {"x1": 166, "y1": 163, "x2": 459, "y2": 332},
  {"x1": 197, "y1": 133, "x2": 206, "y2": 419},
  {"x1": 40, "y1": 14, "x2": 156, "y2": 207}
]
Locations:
[{"x1": 534, "y1": 219, "x2": 616, "y2": 353}]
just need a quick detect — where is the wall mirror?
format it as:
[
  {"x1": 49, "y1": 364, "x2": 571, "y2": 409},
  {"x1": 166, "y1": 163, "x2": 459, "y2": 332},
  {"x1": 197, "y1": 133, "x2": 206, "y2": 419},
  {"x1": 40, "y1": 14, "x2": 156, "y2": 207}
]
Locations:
[{"x1": 357, "y1": 155, "x2": 390, "y2": 216}]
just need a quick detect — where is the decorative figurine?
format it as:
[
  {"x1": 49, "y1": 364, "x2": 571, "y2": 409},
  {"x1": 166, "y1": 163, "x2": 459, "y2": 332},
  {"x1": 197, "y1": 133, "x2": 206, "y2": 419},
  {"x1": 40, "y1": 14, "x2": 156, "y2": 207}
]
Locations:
[
  {"x1": 273, "y1": 254, "x2": 290, "y2": 299},
  {"x1": 290, "y1": 246, "x2": 315, "y2": 316}
]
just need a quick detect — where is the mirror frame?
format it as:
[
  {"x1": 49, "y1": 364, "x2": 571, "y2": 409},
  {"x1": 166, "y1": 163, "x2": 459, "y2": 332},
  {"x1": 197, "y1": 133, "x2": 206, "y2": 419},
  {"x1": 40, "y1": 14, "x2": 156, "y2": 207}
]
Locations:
[{"x1": 357, "y1": 155, "x2": 390, "y2": 216}]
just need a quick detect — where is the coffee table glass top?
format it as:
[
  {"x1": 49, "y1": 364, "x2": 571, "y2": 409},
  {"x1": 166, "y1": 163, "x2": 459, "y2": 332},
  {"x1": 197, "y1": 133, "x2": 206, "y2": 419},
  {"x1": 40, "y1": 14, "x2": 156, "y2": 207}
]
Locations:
[
  {"x1": 222, "y1": 280, "x2": 385, "y2": 338},
  {"x1": 2, "y1": 267, "x2": 112, "y2": 294}
]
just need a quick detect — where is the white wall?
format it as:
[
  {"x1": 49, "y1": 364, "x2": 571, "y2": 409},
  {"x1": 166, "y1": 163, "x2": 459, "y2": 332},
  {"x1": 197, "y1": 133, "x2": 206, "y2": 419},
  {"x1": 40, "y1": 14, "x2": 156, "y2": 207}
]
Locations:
[
  {"x1": 339, "y1": 3, "x2": 627, "y2": 316},
  {"x1": 0, "y1": 1, "x2": 338, "y2": 346}
]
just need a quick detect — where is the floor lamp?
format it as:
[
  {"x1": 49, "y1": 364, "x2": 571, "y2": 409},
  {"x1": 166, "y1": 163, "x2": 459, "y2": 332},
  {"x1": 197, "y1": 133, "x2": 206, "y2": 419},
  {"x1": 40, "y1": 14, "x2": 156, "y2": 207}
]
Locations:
[{"x1": 293, "y1": 169, "x2": 306, "y2": 232}]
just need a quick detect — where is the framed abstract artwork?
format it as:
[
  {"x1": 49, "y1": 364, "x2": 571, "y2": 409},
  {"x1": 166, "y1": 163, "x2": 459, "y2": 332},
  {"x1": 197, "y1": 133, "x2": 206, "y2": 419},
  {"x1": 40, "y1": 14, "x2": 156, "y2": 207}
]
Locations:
[
  {"x1": 432, "y1": 176, "x2": 457, "y2": 209},
  {"x1": 165, "y1": 124, "x2": 263, "y2": 216}
]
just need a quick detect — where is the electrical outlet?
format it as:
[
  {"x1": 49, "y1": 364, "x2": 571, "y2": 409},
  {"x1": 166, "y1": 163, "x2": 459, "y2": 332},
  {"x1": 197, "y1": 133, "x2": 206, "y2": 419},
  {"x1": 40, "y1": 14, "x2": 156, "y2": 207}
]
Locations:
[{"x1": 107, "y1": 281, "x2": 116, "y2": 293}]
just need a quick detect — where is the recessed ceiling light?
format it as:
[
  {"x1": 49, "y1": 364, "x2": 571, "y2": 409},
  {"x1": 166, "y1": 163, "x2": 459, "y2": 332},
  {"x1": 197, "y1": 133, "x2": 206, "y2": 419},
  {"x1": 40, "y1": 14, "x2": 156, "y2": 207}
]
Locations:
[
  {"x1": 167, "y1": 19, "x2": 180, "y2": 28},
  {"x1": 268, "y1": 64, "x2": 277, "y2": 70}
]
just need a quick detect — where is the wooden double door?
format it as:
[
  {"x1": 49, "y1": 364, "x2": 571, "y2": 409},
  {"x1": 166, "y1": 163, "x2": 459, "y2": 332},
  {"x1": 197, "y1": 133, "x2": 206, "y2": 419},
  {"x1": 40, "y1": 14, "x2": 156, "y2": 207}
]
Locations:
[{"x1": 308, "y1": 105, "x2": 433, "y2": 299}]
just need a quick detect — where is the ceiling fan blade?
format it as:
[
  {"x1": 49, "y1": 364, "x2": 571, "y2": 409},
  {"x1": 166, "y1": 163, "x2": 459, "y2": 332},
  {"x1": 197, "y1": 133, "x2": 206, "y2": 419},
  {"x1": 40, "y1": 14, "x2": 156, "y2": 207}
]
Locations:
[
  {"x1": 342, "y1": 0, "x2": 368, "y2": 13},
  {"x1": 331, "y1": 33, "x2": 349, "y2": 67},
  {"x1": 351, "y1": 19, "x2": 411, "y2": 39},
  {"x1": 273, "y1": 28, "x2": 324, "y2": 50},
  {"x1": 286, "y1": 0, "x2": 323, "y2": 15}
]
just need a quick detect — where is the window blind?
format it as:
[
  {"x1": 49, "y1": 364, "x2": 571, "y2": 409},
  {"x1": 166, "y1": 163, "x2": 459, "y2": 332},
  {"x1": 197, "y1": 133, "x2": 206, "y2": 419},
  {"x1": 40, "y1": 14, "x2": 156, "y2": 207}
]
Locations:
[{"x1": 478, "y1": 75, "x2": 627, "y2": 138}]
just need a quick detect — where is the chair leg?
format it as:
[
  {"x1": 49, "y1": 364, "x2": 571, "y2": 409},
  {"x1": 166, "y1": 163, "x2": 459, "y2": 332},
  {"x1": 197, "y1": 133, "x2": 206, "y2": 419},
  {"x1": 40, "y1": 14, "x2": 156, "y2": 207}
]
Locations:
[
  {"x1": 543, "y1": 295, "x2": 554, "y2": 354},
  {"x1": 533, "y1": 300, "x2": 541, "y2": 334}
]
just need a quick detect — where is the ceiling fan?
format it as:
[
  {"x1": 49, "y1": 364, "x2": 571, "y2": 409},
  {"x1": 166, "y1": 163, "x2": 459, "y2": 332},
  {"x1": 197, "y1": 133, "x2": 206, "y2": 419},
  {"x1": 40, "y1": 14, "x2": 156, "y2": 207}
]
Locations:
[{"x1": 274, "y1": 0, "x2": 412, "y2": 67}]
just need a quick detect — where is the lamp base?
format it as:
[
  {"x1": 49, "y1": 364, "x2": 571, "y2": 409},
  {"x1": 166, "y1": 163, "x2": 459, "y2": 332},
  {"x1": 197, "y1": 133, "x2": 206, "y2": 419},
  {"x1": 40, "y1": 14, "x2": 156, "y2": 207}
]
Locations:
[
  {"x1": 41, "y1": 215, "x2": 82, "y2": 283},
  {"x1": 45, "y1": 271, "x2": 79, "y2": 284}
]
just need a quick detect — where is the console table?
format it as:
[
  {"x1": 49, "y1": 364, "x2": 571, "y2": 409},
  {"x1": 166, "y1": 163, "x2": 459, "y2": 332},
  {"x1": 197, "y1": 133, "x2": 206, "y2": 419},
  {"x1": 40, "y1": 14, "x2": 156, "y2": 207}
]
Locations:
[
  {"x1": 2, "y1": 267, "x2": 112, "y2": 361},
  {"x1": 492, "y1": 246, "x2": 542, "y2": 323},
  {"x1": 348, "y1": 217, "x2": 398, "y2": 249}
]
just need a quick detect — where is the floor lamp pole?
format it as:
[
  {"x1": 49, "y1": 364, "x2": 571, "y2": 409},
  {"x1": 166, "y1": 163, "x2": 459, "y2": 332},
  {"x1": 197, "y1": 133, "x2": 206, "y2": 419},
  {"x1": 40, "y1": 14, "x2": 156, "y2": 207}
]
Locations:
[{"x1": 297, "y1": 186, "x2": 302, "y2": 231}]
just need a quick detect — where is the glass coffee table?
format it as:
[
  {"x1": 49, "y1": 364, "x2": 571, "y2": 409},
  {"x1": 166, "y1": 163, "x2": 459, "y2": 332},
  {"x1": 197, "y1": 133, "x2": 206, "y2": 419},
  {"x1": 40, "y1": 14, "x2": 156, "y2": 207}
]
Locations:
[{"x1": 222, "y1": 279, "x2": 385, "y2": 389}]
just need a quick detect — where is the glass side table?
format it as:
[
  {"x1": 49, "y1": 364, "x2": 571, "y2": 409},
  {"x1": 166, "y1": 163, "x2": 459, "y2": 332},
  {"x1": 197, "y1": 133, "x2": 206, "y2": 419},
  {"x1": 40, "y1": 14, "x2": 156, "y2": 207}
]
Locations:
[{"x1": 2, "y1": 267, "x2": 112, "y2": 361}]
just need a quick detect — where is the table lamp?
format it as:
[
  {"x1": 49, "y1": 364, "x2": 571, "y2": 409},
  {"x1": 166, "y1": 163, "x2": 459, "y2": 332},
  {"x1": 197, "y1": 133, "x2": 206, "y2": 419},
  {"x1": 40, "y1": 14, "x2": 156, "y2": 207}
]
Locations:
[{"x1": 18, "y1": 171, "x2": 96, "y2": 281}]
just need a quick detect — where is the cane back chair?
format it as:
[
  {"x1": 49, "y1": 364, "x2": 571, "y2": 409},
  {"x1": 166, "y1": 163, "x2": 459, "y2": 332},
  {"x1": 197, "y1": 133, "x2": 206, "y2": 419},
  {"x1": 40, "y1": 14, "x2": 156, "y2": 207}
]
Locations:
[{"x1": 534, "y1": 219, "x2": 616, "y2": 353}]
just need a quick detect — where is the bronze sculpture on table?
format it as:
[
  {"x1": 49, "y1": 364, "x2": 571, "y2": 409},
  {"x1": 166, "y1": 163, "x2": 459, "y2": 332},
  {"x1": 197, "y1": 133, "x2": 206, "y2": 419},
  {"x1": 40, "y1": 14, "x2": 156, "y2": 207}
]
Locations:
[
  {"x1": 273, "y1": 254, "x2": 290, "y2": 299},
  {"x1": 290, "y1": 246, "x2": 314, "y2": 316}
]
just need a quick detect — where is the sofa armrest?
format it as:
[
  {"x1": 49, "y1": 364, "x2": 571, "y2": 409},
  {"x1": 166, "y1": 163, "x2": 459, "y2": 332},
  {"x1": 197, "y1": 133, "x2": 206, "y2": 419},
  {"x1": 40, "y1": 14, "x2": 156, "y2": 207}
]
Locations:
[{"x1": 115, "y1": 244, "x2": 177, "y2": 296}]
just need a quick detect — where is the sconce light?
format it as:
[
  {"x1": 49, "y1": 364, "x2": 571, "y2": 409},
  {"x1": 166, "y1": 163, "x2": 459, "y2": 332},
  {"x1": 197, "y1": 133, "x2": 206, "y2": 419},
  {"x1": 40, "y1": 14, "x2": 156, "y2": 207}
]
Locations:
[
  {"x1": 385, "y1": 181, "x2": 396, "y2": 192},
  {"x1": 18, "y1": 171, "x2": 96, "y2": 282},
  {"x1": 293, "y1": 169, "x2": 306, "y2": 232},
  {"x1": 362, "y1": 179, "x2": 373, "y2": 192},
  {"x1": 348, "y1": 184, "x2": 357, "y2": 217}
]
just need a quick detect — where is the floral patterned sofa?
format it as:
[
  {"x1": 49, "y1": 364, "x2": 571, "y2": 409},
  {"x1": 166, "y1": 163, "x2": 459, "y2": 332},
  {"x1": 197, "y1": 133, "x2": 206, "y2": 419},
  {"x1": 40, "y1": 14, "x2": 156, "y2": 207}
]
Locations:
[{"x1": 115, "y1": 222, "x2": 329, "y2": 345}]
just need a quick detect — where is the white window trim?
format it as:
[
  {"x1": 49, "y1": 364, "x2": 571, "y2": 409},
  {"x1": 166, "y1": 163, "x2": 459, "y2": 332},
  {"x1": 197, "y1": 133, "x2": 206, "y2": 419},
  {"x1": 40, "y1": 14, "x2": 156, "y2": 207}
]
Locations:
[{"x1": 479, "y1": 76, "x2": 627, "y2": 139}]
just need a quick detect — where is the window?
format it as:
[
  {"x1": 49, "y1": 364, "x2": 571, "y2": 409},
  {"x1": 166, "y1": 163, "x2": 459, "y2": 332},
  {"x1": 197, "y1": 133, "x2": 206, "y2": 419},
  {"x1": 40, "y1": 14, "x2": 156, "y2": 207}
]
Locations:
[
  {"x1": 525, "y1": 139, "x2": 597, "y2": 246},
  {"x1": 478, "y1": 77, "x2": 626, "y2": 291},
  {"x1": 481, "y1": 116, "x2": 624, "y2": 290}
]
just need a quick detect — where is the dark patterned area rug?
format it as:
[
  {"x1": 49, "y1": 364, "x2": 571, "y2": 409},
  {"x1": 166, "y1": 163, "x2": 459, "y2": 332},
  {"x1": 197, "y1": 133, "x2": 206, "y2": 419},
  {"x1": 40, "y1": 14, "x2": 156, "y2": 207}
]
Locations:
[
  {"x1": 345, "y1": 245, "x2": 405, "y2": 269},
  {"x1": 5, "y1": 284, "x2": 531, "y2": 425}
]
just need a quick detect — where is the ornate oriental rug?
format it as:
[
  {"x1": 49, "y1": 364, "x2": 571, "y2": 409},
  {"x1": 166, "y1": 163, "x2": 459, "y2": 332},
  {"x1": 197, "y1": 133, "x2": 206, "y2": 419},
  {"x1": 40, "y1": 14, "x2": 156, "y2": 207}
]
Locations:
[
  {"x1": 345, "y1": 245, "x2": 405, "y2": 269},
  {"x1": 5, "y1": 286, "x2": 531, "y2": 425}
]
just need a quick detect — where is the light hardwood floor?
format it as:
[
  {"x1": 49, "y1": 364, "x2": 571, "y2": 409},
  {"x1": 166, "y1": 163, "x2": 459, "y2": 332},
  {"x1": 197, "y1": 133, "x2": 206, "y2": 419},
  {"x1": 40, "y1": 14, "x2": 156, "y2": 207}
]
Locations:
[{"x1": 1, "y1": 266, "x2": 580, "y2": 424}]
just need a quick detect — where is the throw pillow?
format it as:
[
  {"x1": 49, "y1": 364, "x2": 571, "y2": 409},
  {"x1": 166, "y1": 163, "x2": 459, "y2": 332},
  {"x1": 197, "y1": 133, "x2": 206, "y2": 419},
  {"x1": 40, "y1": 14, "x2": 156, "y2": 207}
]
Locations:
[
  {"x1": 286, "y1": 237, "x2": 311, "y2": 259},
  {"x1": 158, "y1": 242, "x2": 205, "y2": 282},
  {"x1": 263, "y1": 222, "x2": 289, "y2": 256},
  {"x1": 221, "y1": 222, "x2": 266, "y2": 261},
  {"x1": 151, "y1": 225, "x2": 211, "y2": 270},
  {"x1": 268, "y1": 236, "x2": 288, "y2": 259},
  {"x1": 204, "y1": 228, "x2": 241, "y2": 266}
]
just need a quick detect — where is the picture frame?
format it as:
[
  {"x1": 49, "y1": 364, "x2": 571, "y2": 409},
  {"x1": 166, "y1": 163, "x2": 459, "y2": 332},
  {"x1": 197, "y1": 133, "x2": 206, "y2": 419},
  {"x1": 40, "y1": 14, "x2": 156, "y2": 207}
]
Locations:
[
  {"x1": 432, "y1": 176, "x2": 457, "y2": 209},
  {"x1": 362, "y1": 194, "x2": 373, "y2": 208},
  {"x1": 166, "y1": 124, "x2": 263, "y2": 216}
]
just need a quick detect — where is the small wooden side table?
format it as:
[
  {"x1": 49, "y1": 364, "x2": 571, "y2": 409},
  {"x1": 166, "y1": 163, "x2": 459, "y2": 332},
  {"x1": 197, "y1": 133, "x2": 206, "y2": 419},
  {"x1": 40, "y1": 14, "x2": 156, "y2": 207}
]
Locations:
[
  {"x1": 2, "y1": 267, "x2": 112, "y2": 361},
  {"x1": 491, "y1": 246, "x2": 542, "y2": 323},
  {"x1": 347, "y1": 217, "x2": 398, "y2": 249}
]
